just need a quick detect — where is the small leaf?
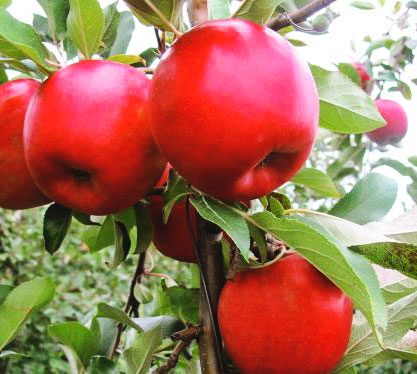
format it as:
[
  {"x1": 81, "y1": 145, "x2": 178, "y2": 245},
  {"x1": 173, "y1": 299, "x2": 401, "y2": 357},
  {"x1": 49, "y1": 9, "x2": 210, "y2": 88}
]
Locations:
[
  {"x1": 109, "y1": 11, "x2": 135, "y2": 56},
  {"x1": 249, "y1": 212, "x2": 387, "y2": 342},
  {"x1": 310, "y1": 65, "x2": 386, "y2": 134},
  {"x1": 67, "y1": 0, "x2": 105, "y2": 59},
  {"x1": 108, "y1": 54, "x2": 145, "y2": 65},
  {"x1": 162, "y1": 172, "x2": 189, "y2": 223},
  {"x1": 381, "y1": 277, "x2": 417, "y2": 304},
  {"x1": 407, "y1": 1, "x2": 417, "y2": 9},
  {"x1": 123, "y1": 326, "x2": 163, "y2": 374},
  {"x1": 329, "y1": 173, "x2": 397, "y2": 225},
  {"x1": 0, "y1": 68, "x2": 7, "y2": 83},
  {"x1": 0, "y1": 277, "x2": 55, "y2": 350},
  {"x1": 337, "y1": 63, "x2": 361, "y2": 86},
  {"x1": 83, "y1": 216, "x2": 115, "y2": 252},
  {"x1": 112, "y1": 220, "x2": 131, "y2": 269},
  {"x1": 350, "y1": 242, "x2": 417, "y2": 280},
  {"x1": 124, "y1": 0, "x2": 184, "y2": 32},
  {"x1": 133, "y1": 316, "x2": 183, "y2": 338},
  {"x1": 351, "y1": 0, "x2": 375, "y2": 9},
  {"x1": 96, "y1": 303, "x2": 143, "y2": 332},
  {"x1": 291, "y1": 168, "x2": 340, "y2": 198},
  {"x1": 101, "y1": 2, "x2": 120, "y2": 53},
  {"x1": 398, "y1": 80, "x2": 412, "y2": 100},
  {"x1": 49, "y1": 321, "x2": 101, "y2": 368},
  {"x1": 133, "y1": 203, "x2": 153, "y2": 254},
  {"x1": 248, "y1": 223, "x2": 267, "y2": 263},
  {"x1": 373, "y1": 158, "x2": 417, "y2": 179},
  {"x1": 36, "y1": 0, "x2": 70, "y2": 41},
  {"x1": 0, "y1": 0, "x2": 12, "y2": 8},
  {"x1": 208, "y1": 0, "x2": 231, "y2": 20},
  {"x1": 233, "y1": 0, "x2": 285, "y2": 24},
  {"x1": 269, "y1": 196, "x2": 284, "y2": 217},
  {"x1": 0, "y1": 8, "x2": 52, "y2": 71},
  {"x1": 191, "y1": 196, "x2": 251, "y2": 261},
  {"x1": 43, "y1": 203, "x2": 72, "y2": 255}
]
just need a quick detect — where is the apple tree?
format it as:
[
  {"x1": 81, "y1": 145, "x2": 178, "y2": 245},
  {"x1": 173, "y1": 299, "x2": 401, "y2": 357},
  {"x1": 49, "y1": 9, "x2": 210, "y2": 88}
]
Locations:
[{"x1": 1, "y1": 0, "x2": 417, "y2": 373}]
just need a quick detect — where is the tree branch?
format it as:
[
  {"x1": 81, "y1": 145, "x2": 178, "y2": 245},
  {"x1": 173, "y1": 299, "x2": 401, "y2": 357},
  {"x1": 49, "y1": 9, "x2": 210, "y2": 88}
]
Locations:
[{"x1": 267, "y1": 0, "x2": 337, "y2": 31}]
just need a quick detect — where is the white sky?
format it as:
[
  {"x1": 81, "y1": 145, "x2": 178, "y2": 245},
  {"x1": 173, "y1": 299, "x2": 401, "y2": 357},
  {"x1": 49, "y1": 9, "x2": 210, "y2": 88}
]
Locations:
[{"x1": 6, "y1": 0, "x2": 417, "y2": 216}]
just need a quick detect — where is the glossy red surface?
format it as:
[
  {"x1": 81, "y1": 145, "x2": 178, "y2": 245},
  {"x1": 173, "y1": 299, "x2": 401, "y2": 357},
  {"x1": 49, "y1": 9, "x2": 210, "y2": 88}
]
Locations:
[
  {"x1": 218, "y1": 254, "x2": 353, "y2": 374},
  {"x1": 366, "y1": 99, "x2": 408, "y2": 145},
  {"x1": 150, "y1": 19, "x2": 319, "y2": 202},
  {"x1": 0, "y1": 79, "x2": 50, "y2": 209},
  {"x1": 24, "y1": 60, "x2": 165, "y2": 215},
  {"x1": 148, "y1": 195, "x2": 197, "y2": 263},
  {"x1": 352, "y1": 62, "x2": 371, "y2": 88}
]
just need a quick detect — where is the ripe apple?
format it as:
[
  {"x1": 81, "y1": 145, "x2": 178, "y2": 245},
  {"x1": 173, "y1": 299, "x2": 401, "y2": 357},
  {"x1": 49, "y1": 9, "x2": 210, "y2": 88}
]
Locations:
[
  {"x1": 366, "y1": 99, "x2": 408, "y2": 145},
  {"x1": 150, "y1": 18, "x2": 319, "y2": 202},
  {"x1": 24, "y1": 60, "x2": 166, "y2": 215},
  {"x1": 149, "y1": 163, "x2": 198, "y2": 263},
  {"x1": 352, "y1": 62, "x2": 371, "y2": 89},
  {"x1": 0, "y1": 79, "x2": 50, "y2": 209},
  {"x1": 218, "y1": 253, "x2": 353, "y2": 373}
]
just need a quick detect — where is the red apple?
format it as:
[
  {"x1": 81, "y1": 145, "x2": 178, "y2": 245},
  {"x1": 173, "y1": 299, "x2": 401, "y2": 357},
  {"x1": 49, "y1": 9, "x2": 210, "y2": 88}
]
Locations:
[
  {"x1": 352, "y1": 62, "x2": 371, "y2": 89},
  {"x1": 218, "y1": 253, "x2": 353, "y2": 374},
  {"x1": 366, "y1": 99, "x2": 408, "y2": 145},
  {"x1": 24, "y1": 60, "x2": 166, "y2": 215},
  {"x1": 150, "y1": 18, "x2": 319, "y2": 202},
  {"x1": 0, "y1": 79, "x2": 50, "y2": 209}
]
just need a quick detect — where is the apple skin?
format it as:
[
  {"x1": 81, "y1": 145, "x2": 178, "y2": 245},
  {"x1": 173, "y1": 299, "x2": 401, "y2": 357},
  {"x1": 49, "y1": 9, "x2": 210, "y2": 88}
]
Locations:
[
  {"x1": 366, "y1": 99, "x2": 408, "y2": 145},
  {"x1": 352, "y1": 62, "x2": 371, "y2": 88},
  {"x1": 218, "y1": 253, "x2": 353, "y2": 374},
  {"x1": 150, "y1": 18, "x2": 319, "y2": 202},
  {"x1": 0, "y1": 79, "x2": 50, "y2": 209},
  {"x1": 24, "y1": 60, "x2": 166, "y2": 215}
]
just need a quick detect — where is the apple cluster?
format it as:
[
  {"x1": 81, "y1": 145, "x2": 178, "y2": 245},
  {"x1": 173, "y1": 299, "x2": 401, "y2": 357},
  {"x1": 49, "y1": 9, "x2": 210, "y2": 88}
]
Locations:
[
  {"x1": 352, "y1": 62, "x2": 408, "y2": 145},
  {"x1": 1, "y1": 18, "x2": 353, "y2": 373}
]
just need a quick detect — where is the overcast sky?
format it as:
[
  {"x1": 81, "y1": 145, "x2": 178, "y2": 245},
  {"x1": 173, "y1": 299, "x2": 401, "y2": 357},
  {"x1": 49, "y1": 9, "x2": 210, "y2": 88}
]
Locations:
[{"x1": 6, "y1": 0, "x2": 417, "y2": 216}]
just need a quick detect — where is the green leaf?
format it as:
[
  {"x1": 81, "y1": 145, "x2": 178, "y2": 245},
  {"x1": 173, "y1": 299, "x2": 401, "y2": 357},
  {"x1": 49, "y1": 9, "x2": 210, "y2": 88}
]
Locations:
[
  {"x1": 233, "y1": 0, "x2": 285, "y2": 24},
  {"x1": 108, "y1": 54, "x2": 145, "y2": 65},
  {"x1": 0, "y1": 0, "x2": 12, "y2": 8},
  {"x1": 112, "y1": 220, "x2": 131, "y2": 268},
  {"x1": 123, "y1": 326, "x2": 162, "y2": 374},
  {"x1": 88, "y1": 357, "x2": 118, "y2": 374},
  {"x1": 36, "y1": 0, "x2": 70, "y2": 41},
  {"x1": 291, "y1": 168, "x2": 340, "y2": 198},
  {"x1": 124, "y1": 0, "x2": 184, "y2": 32},
  {"x1": 268, "y1": 196, "x2": 285, "y2": 217},
  {"x1": 133, "y1": 203, "x2": 153, "y2": 254},
  {"x1": 0, "y1": 277, "x2": 55, "y2": 350},
  {"x1": 329, "y1": 173, "x2": 398, "y2": 225},
  {"x1": 140, "y1": 285, "x2": 199, "y2": 324},
  {"x1": 350, "y1": 242, "x2": 417, "y2": 280},
  {"x1": 310, "y1": 65, "x2": 386, "y2": 134},
  {"x1": 0, "y1": 8, "x2": 52, "y2": 71},
  {"x1": 83, "y1": 216, "x2": 115, "y2": 253},
  {"x1": 67, "y1": 0, "x2": 105, "y2": 59},
  {"x1": 0, "y1": 68, "x2": 7, "y2": 83},
  {"x1": 138, "y1": 47, "x2": 159, "y2": 67},
  {"x1": 49, "y1": 321, "x2": 101, "y2": 368},
  {"x1": 0, "y1": 285, "x2": 13, "y2": 305},
  {"x1": 248, "y1": 223, "x2": 267, "y2": 263},
  {"x1": 133, "y1": 316, "x2": 183, "y2": 338},
  {"x1": 381, "y1": 277, "x2": 417, "y2": 304},
  {"x1": 398, "y1": 80, "x2": 412, "y2": 100},
  {"x1": 351, "y1": 0, "x2": 375, "y2": 9},
  {"x1": 43, "y1": 203, "x2": 72, "y2": 255},
  {"x1": 191, "y1": 195, "x2": 251, "y2": 261},
  {"x1": 337, "y1": 63, "x2": 361, "y2": 86},
  {"x1": 249, "y1": 212, "x2": 387, "y2": 342},
  {"x1": 109, "y1": 11, "x2": 135, "y2": 56},
  {"x1": 0, "y1": 350, "x2": 26, "y2": 359},
  {"x1": 33, "y1": 14, "x2": 52, "y2": 41},
  {"x1": 336, "y1": 291, "x2": 417, "y2": 371},
  {"x1": 96, "y1": 303, "x2": 143, "y2": 332},
  {"x1": 407, "y1": 0, "x2": 417, "y2": 9},
  {"x1": 101, "y1": 2, "x2": 120, "y2": 53},
  {"x1": 373, "y1": 158, "x2": 417, "y2": 179},
  {"x1": 208, "y1": 0, "x2": 231, "y2": 20},
  {"x1": 162, "y1": 172, "x2": 189, "y2": 224}
]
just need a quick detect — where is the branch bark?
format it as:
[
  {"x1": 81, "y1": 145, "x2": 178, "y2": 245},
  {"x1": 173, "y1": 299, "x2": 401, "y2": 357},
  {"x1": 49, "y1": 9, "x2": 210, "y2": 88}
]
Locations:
[
  {"x1": 267, "y1": 0, "x2": 337, "y2": 31},
  {"x1": 195, "y1": 215, "x2": 225, "y2": 374}
]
